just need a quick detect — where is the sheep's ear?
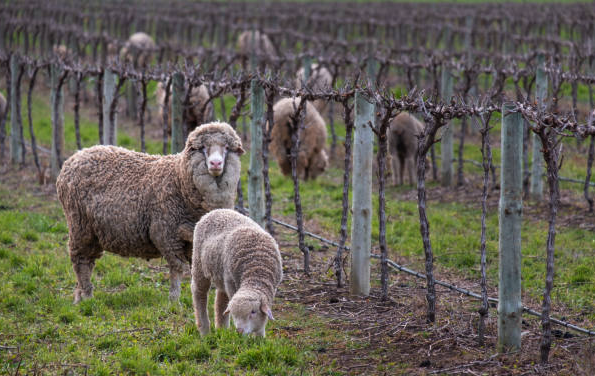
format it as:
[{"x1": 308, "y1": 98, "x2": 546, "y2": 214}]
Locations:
[
  {"x1": 261, "y1": 302, "x2": 274, "y2": 321},
  {"x1": 232, "y1": 145, "x2": 245, "y2": 155}
]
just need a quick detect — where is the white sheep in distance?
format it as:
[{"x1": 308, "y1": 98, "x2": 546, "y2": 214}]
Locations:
[
  {"x1": 237, "y1": 30, "x2": 277, "y2": 64},
  {"x1": 56, "y1": 122, "x2": 244, "y2": 303},
  {"x1": 388, "y1": 112, "x2": 425, "y2": 186},
  {"x1": 155, "y1": 81, "x2": 213, "y2": 135},
  {"x1": 120, "y1": 32, "x2": 156, "y2": 68},
  {"x1": 295, "y1": 63, "x2": 332, "y2": 113},
  {"x1": 191, "y1": 209, "x2": 283, "y2": 337}
]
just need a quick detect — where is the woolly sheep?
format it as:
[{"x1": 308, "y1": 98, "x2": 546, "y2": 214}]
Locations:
[
  {"x1": 56, "y1": 122, "x2": 244, "y2": 303},
  {"x1": 191, "y1": 209, "x2": 282, "y2": 337},
  {"x1": 388, "y1": 112, "x2": 425, "y2": 186},
  {"x1": 295, "y1": 63, "x2": 332, "y2": 113},
  {"x1": 269, "y1": 97, "x2": 328, "y2": 180},
  {"x1": 155, "y1": 81, "x2": 213, "y2": 135},
  {"x1": 237, "y1": 30, "x2": 277, "y2": 63},
  {"x1": 120, "y1": 32, "x2": 156, "y2": 67}
]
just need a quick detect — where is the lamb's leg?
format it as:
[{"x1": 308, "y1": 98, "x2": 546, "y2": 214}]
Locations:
[
  {"x1": 214, "y1": 290, "x2": 230, "y2": 329},
  {"x1": 191, "y1": 274, "x2": 211, "y2": 335}
]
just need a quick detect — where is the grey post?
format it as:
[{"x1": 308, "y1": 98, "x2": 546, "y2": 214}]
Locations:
[
  {"x1": 303, "y1": 55, "x2": 312, "y2": 83},
  {"x1": 50, "y1": 63, "x2": 65, "y2": 178},
  {"x1": 170, "y1": 72, "x2": 185, "y2": 154},
  {"x1": 498, "y1": 102, "x2": 523, "y2": 352},
  {"x1": 102, "y1": 69, "x2": 117, "y2": 145},
  {"x1": 350, "y1": 90, "x2": 374, "y2": 297},
  {"x1": 9, "y1": 54, "x2": 22, "y2": 164},
  {"x1": 248, "y1": 79, "x2": 265, "y2": 227},
  {"x1": 531, "y1": 54, "x2": 547, "y2": 199},
  {"x1": 440, "y1": 66, "x2": 454, "y2": 186}
]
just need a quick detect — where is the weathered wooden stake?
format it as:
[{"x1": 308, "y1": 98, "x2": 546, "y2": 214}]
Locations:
[
  {"x1": 50, "y1": 63, "x2": 66, "y2": 179},
  {"x1": 440, "y1": 66, "x2": 454, "y2": 186},
  {"x1": 9, "y1": 54, "x2": 22, "y2": 164},
  {"x1": 248, "y1": 80, "x2": 265, "y2": 228},
  {"x1": 170, "y1": 72, "x2": 185, "y2": 154},
  {"x1": 531, "y1": 54, "x2": 547, "y2": 199},
  {"x1": 498, "y1": 102, "x2": 523, "y2": 352},
  {"x1": 102, "y1": 69, "x2": 117, "y2": 145},
  {"x1": 350, "y1": 90, "x2": 373, "y2": 297}
]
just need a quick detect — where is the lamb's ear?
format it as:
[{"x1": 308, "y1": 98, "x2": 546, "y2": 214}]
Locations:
[{"x1": 260, "y1": 302, "x2": 274, "y2": 321}]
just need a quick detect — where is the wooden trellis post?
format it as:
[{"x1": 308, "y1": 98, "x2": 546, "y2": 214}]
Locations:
[
  {"x1": 531, "y1": 54, "x2": 547, "y2": 200},
  {"x1": 102, "y1": 69, "x2": 117, "y2": 145},
  {"x1": 248, "y1": 79, "x2": 265, "y2": 228},
  {"x1": 350, "y1": 90, "x2": 374, "y2": 297},
  {"x1": 498, "y1": 102, "x2": 523, "y2": 352},
  {"x1": 50, "y1": 63, "x2": 65, "y2": 179},
  {"x1": 440, "y1": 65, "x2": 454, "y2": 187},
  {"x1": 9, "y1": 54, "x2": 22, "y2": 165},
  {"x1": 170, "y1": 72, "x2": 185, "y2": 154}
]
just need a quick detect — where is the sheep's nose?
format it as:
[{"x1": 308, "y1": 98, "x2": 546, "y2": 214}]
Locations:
[{"x1": 209, "y1": 160, "x2": 223, "y2": 169}]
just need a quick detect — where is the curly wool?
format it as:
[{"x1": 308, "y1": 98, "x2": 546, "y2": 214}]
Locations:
[
  {"x1": 387, "y1": 112, "x2": 425, "y2": 186},
  {"x1": 56, "y1": 122, "x2": 243, "y2": 302},
  {"x1": 295, "y1": 63, "x2": 332, "y2": 113},
  {"x1": 156, "y1": 82, "x2": 213, "y2": 134},
  {"x1": 191, "y1": 209, "x2": 282, "y2": 336},
  {"x1": 269, "y1": 97, "x2": 328, "y2": 180}
]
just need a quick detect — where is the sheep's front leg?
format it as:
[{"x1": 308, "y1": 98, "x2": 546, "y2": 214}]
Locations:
[
  {"x1": 191, "y1": 274, "x2": 211, "y2": 335},
  {"x1": 214, "y1": 290, "x2": 230, "y2": 329}
]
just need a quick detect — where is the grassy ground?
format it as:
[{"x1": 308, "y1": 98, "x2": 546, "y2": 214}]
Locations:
[{"x1": 1, "y1": 77, "x2": 594, "y2": 374}]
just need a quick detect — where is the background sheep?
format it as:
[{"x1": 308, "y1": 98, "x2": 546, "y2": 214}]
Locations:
[
  {"x1": 155, "y1": 81, "x2": 213, "y2": 136},
  {"x1": 56, "y1": 122, "x2": 244, "y2": 303},
  {"x1": 191, "y1": 209, "x2": 282, "y2": 337},
  {"x1": 120, "y1": 32, "x2": 156, "y2": 68},
  {"x1": 294, "y1": 63, "x2": 332, "y2": 113},
  {"x1": 388, "y1": 112, "x2": 425, "y2": 186},
  {"x1": 270, "y1": 97, "x2": 328, "y2": 180},
  {"x1": 237, "y1": 30, "x2": 277, "y2": 63}
]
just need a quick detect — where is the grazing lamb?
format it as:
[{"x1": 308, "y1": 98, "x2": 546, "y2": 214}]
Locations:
[
  {"x1": 388, "y1": 112, "x2": 425, "y2": 186},
  {"x1": 295, "y1": 63, "x2": 332, "y2": 113},
  {"x1": 56, "y1": 122, "x2": 244, "y2": 303},
  {"x1": 191, "y1": 209, "x2": 282, "y2": 337},
  {"x1": 237, "y1": 30, "x2": 277, "y2": 62},
  {"x1": 120, "y1": 32, "x2": 156, "y2": 67},
  {"x1": 155, "y1": 81, "x2": 213, "y2": 135},
  {"x1": 270, "y1": 97, "x2": 328, "y2": 180}
]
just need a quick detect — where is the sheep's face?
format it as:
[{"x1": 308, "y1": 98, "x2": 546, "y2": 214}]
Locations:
[
  {"x1": 186, "y1": 126, "x2": 244, "y2": 178},
  {"x1": 226, "y1": 295, "x2": 274, "y2": 337}
]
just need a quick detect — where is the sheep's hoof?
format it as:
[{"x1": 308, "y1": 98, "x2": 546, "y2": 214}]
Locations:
[{"x1": 73, "y1": 288, "x2": 93, "y2": 304}]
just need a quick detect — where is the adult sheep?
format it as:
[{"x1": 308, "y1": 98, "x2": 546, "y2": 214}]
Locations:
[
  {"x1": 270, "y1": 97, "x2": 328, "y2": 180},
  {"x1": 155, "y1": 81, "x2": 213, "y2": 135},
  {"x1": 388, "y1": 112, "x2": 425, "y2": 186},
  {"x1": 237, "y1": 30, "x2": 277, "y2": 63},
  {"x1": 120, "y1": 32, "x2": 156, "y2": 68},
  {"x1": 295, "y1": 63, "x2": 332, "y2": 113},
  {"x1": 56, "y1": 122, "x2": 244, "y2": 303},
  {"x1": 192, "y1": 209, "x2": 282, "y2": 337}
]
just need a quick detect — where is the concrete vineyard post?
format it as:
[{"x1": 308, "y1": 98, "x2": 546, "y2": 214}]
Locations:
[
  {"x1": 9, "y1": 54, "x2": 22, "y2": 165},
  {"x1": 248, "y1": 80, "x2": 265, "y2": 228},
  {"x1": 102, "y1": 69, "x2": 117, "y2": 145},
  {"x1": 440, "y1": 66, "x2": 454, "y2": 187},
  {"x1": 170, "y1": 72, "x2": 185, "y2": 154},
  {"x1": 531, "y1": 54, "x2": 547, "y2": 200}
]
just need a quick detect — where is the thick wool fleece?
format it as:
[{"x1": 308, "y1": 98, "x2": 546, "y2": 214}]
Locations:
[
  {"x1": 120, "y1": 32, "x2": 155, "y2": 67},
  {"x1": 270, "y1": 97, "x2": 328, "y2": 180},
  {"x1": 237, "y1": 30, "x2": 277, "y2": 60},
  {"x1": 295, "y1": 63, "x2": 332, "y2": 113},
  {"x1": 387, "y1": 112, "x2": 425, "y2": 186},
  {"x1": 56, "y1": 122, "x2": 243, "y2": 303},
  {"x1": 156, "y1": 82, "x2": 213, "y2": 134},
  {"x1": 191, "y1": 209, "x2": 282, "y2": 336}
]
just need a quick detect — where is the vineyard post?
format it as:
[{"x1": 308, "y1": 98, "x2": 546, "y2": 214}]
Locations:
[
  {"x1": 102, "y1": 69, "x2": 117, "y2": 145},
  {"x1": 440, "y1": 65, "x2": 454, "y2": 186},
  {"x1": 303, "y1": 55, "x2": 311, "y2": 83},
  {"x1": 248, "y1": 79, "x2": 265, "y2": 228},
  {"x1": 530, "y1": 54, "x2": 547, "y2": 200},
  {"x1": 50, "y1": 63, "x2": 65, "y2": 179},
  {"x1": 9, "y1": 54, "x2": 22, "y2": 164},
  {"x1": 126, "y1": 79, "x2": 137, "y2": 120},
  {"x1": 170, "y1": 72, "x2": 185, "y2": 154},
  {"x1": 350, "y1": 90, "x2": 374, "y2": 297},
  {"x1": 498, "y1": 102, "x2": 523, "y2": 352}
]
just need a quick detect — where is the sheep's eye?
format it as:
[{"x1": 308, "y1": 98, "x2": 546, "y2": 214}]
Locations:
[{"x1": 250, "y1": 310, "x2": 256, "y2": 315}]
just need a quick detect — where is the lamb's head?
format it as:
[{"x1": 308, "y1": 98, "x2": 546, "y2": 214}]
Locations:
[
  {"x1": 225, "y1": 290, "x2": 274, "y2": 337},
  {"x1": 184, "y1": 122, "x2": 244, "y2": 177}
]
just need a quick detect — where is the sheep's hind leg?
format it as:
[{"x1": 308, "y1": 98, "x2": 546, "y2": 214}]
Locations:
[
  {"x1": 215, "y1": 290, "x2": 230, "y2": 329},
  {"x1": 191, "y1": 275, "x2": 211, "y2": 335},
  {"x1": 71, "y1": 254, "x2": 100, "y2": 304}
]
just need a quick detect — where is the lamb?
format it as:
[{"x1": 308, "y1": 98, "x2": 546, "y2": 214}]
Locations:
[
  {"x1": 270, "y1": 97, "x2": 328, "y2": 180},
  {"x1": 237, "y1": 30, "x2": 277, "y2": 63},
  {"x1": 295, "y1": 63, "x2": 332, "y2": 113},
  {"x1": 120, "y1": 32, "x2": 156, "y2": 68},
  {"x1": 155, "y1": 81, "x2": 213, "y2": 135},
  {"x1": 56, "y1": 122, "x2": 244, "y2": 303},
  {"x1": 191, "y1": 209, "x2": 282, "y2": 337},
  {"x1": 387, "y1": 112, "x2": 425, "y2": 186}
]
